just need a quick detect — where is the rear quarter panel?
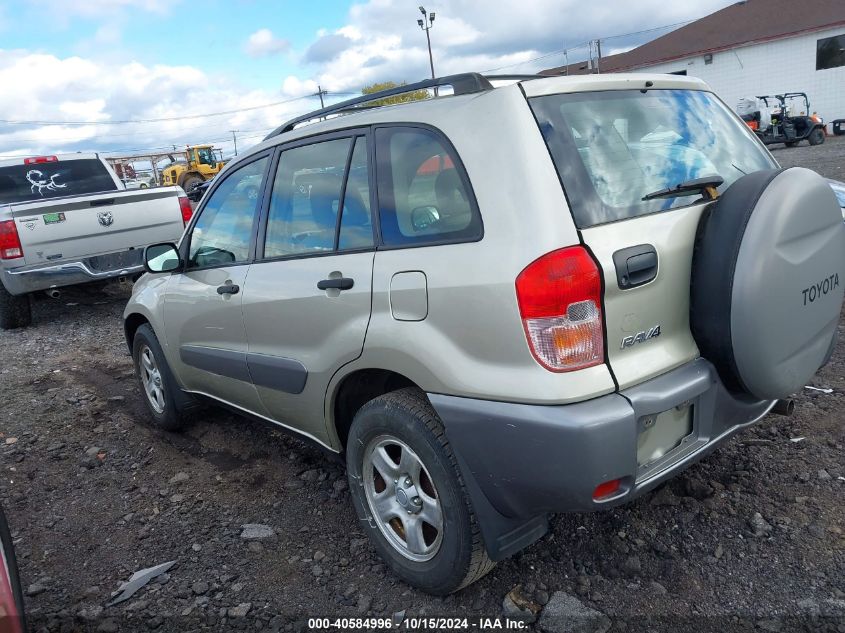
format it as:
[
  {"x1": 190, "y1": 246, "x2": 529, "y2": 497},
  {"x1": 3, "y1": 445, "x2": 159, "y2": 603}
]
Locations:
[{"x1": 331, "y1": 86, "x2": 616, "y2": 407}]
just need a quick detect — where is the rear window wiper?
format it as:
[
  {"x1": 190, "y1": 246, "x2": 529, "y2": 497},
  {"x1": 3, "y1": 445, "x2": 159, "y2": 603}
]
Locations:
[{"x1": 642, "y1": 175, "x2": 724, "y2": 202}]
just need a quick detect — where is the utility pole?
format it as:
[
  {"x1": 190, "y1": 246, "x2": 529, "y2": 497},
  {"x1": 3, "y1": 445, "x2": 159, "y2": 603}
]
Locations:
[
  {"x1": 230, "y1": 130, "x2": 239, "y2": 156},
  {"x1": 417, "y1": 6, "x2": 437, "y2": 94},
  {"x1": 316, "y1": 85, "x2": 327, "y2": 109},
  {"x1": 595, "y1": 39, "x2": 602, "y2": 74}
]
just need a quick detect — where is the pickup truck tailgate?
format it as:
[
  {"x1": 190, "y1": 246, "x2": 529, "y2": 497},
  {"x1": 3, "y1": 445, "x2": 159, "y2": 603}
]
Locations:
[{"x1": 9, "y1": 188, "x2": 185, "y2": 266}]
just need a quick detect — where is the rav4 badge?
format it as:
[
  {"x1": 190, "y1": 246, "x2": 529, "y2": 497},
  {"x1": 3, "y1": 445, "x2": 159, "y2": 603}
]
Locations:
[{"x1": 621, "y1": 325, "x2": 661, "y2": 349}]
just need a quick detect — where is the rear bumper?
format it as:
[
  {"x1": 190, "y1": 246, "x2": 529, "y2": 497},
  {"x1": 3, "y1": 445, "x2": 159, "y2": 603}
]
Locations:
[
  {"x1": 429, "y1": 358, "x2": 774, "y2": 558},
  {"x1": 1, "y1": 249, "x2": 144, "y2": 295}
]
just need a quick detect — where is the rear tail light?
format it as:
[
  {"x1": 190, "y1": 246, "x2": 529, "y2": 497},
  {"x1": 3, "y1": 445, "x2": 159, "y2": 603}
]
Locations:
[
  {"x1": 515, "y1": 246, "x2": 604, "y2": 372},
  {"x1": 23, "y1": 156, "x2": 57, "y2": 165},
  {"x1": 593, "y1": 478, "x2": 622, "y2": 501},
  {"x1": 0, "y1": 221, "x2": 23, "y2": 260},
  {"x1": 178, "y1": 196, "x2": 193, "y2": 226}
]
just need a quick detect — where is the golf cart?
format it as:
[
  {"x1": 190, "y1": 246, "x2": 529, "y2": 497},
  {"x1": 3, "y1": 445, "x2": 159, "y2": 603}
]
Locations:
[{"x1": 737, "y1": 92, "x2": 825, "y2": 147}]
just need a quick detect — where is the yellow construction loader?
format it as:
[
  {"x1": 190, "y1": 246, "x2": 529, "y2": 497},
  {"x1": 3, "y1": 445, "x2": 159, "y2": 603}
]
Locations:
[{"x1": 160, "y1": 145, "x2": 225, "y2": 193}]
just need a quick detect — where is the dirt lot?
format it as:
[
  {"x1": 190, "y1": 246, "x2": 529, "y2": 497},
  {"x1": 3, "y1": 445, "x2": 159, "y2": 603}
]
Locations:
[{"x1": 2, "y1": 137, "x2": 844, "y2": 633}]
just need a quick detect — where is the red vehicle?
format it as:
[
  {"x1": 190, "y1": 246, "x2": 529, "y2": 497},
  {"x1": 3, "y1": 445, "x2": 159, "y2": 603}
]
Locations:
[{"x1": 0, "y1": 508, "x2": 24, "y2": 633}]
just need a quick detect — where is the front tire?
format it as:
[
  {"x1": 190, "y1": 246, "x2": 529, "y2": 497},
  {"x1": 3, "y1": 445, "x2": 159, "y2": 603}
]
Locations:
[
  {"x1": 346, "y1": 388, "x2": 494, "y2": 594},
  {"x1": 0, "y1": 284, "x2": 31, "y2": 330},
  {"x1": 132, "y1": 324, "x2": 193, "y2": 431},
  {"x1": 808, "y1": 127, "x2": 825, "y2": 146},
  {"x1": 181, "y1": 175, "x2": 202, "y2": 196}
]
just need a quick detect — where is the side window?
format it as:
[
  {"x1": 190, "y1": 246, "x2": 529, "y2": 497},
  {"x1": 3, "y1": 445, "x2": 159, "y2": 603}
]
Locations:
[
  {"x1": 264, "y1": 136, "x2": 374, "y2": 258},
  {"x1": 187, "y1": 156, "x2": 268, "y2": 269},
  {"x1": 375, "y1": 127, "x2": 481, "y2": 247}
]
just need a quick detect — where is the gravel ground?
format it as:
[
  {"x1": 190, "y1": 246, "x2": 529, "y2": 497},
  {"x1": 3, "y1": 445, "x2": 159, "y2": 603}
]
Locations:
[{"x1": 1, "y1": 137, "x2": 844, "y2": 633}]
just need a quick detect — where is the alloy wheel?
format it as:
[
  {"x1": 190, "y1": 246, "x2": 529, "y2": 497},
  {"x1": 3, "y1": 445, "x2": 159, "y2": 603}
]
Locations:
[{"x1": 362, "y1": 435, "x2": 444, "y2": 562}]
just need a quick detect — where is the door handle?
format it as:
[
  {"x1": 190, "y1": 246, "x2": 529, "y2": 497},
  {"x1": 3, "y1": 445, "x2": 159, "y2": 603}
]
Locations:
[
  {"x1": 317, "y1": 277, "x2": 354, "y2": 291},
  {"x1": 613, "y1": 244, "x2": 658, "y2": 289},
  {"x1": 216, "y1": 282, "x2": 240, "y2": 295}
]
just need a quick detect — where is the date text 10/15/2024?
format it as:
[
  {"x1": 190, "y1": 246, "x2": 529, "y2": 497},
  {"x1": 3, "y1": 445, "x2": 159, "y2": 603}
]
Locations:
[{"x1": 308, "y1": 617, "x2": 528, "y2": 630}]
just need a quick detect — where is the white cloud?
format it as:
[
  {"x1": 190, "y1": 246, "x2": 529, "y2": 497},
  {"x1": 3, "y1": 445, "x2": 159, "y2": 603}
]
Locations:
[
  {"x1": 244, "y1": 28, "x2": 290, "y2": 58},
  {"x1": 281, "y1": 76, "x2": 319, "y2": 97},
  {"x1": 0, "y1": 51, "x2": 319, "y2": 159},
  {"x1": 290, "y1": 0, "x2": 738, "y2": 93}
]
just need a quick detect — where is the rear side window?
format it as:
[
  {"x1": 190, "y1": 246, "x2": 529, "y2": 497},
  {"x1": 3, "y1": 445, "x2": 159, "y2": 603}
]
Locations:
[
  {"x1": 529, "y1": 89, "x2": 777, "y2": 228},
  {"x1": 263, "y1": 135, "x2": 374, "y2": 259},
  {"x1": 0, "y1": 159, "x2": 118, "y2": 204},
  {"x1": 375, "y1": 127, "x2": 482, "y2": 247}
]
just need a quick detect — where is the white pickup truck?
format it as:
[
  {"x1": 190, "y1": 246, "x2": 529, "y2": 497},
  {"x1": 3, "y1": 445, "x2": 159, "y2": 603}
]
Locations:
[{"x1": 0, "y1": 153, "x2": 192, "y2": 329}]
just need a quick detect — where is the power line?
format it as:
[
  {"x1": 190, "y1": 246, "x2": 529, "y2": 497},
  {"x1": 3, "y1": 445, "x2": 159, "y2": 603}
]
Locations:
[
  {"x1": 0, "y1": 119, "x2": 267, "y2": 145},
  {"x1": 0, "y1": 93, "x2": 330, "y2": 127},
  {"x1": 0, "y1": 129, "x2": 276, "y2": 160},
  {"x1": 481, "y1": 18, "x2": 696, "y2": 73}
]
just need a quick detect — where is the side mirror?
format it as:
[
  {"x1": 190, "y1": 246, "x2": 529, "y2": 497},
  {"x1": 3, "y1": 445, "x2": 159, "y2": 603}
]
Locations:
[
  {"x1": 144, "y1": 243, "x2": 181, "y2": 273},
  {"x1": 411, "y1": 206, "x2": 441, "y2": 232}
]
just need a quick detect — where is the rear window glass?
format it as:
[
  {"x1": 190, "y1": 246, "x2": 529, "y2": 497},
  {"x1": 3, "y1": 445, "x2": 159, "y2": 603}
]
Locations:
[
  {"x1": 0, "y1": 159, "x2": 118, "y2": 204},
  {"x1": 529, "y1": 89, "x2": 777, "y2": 228}
]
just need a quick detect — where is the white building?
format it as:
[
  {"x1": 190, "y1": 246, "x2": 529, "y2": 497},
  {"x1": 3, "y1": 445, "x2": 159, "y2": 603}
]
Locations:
[{"x1": 543, "y1": 0, "x2": 845, "y2": 127}]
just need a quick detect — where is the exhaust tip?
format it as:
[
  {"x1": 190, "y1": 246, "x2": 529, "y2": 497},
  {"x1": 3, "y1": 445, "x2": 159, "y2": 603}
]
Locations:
[
  {"x1": 45, "y1": 289, "x2": 61, "y2": 299},
  {"x1": 772, "y1": 398, "x2": 795, "y2": 416}
]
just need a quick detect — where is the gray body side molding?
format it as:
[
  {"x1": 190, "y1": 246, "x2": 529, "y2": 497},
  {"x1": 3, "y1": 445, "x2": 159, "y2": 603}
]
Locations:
[{"x1": 179, "y1": 345, "x2": 308, "y2": 394}]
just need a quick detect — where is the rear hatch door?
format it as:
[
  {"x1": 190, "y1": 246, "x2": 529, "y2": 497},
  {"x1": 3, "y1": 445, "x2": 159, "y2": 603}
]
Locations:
[{"x1": 524, "y1": 79, "x2": 778, "y2": 388}]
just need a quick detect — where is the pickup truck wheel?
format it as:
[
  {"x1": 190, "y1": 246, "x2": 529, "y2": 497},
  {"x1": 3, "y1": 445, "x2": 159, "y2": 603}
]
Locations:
[
  {"x1": 132, "y1": 324, "x2": 192, "y2": 431},
  {"x1": 0, "y1": 284, "x2": 32, "y2": 330},
  {"x1": 346, "y1": 388, "x2": 494, "y2": 594}
]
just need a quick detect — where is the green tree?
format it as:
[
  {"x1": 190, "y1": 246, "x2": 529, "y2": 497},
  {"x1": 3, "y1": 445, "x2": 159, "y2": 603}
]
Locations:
[{"x1": 361, "y1": 81, "x2": 430, "y2": 106}]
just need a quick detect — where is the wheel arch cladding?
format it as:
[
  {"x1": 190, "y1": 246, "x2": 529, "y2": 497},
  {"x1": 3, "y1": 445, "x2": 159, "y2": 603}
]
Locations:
[
  {"x1": 124, "y1": 312, "x2": 150, "y2": 353},
  {"x1": 332, "y1": 369, "x2": 418, "y2": 449}
]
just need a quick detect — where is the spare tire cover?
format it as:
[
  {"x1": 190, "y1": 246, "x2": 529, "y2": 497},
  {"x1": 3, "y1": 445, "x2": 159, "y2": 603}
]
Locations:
[{"x1": 691, "y1": 167, "x2": 845, "y2": 400}]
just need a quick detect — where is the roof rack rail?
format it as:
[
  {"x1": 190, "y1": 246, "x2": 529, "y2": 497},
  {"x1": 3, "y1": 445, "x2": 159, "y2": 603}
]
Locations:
[
  {"x1": 484, "y1": 74, "x2": 543, "y2": 82},
  {"x1": 265, "y1": 72, "x2": 497, "y2": 140}
]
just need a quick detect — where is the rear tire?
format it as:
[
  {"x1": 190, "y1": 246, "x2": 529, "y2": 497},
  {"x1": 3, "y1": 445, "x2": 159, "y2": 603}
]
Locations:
[
  {"x1": 808, "y1": 128, "x2": 825, "y2": 146},
  {"x1": 346, "y1": 388, "x2": 494, "y2": 594},
  {"x1": 0, "y1": 283, "x2": 32, "y2": 330},
  {"x1": 132, "y1": 324, "x2": 194, "y2": 431}
]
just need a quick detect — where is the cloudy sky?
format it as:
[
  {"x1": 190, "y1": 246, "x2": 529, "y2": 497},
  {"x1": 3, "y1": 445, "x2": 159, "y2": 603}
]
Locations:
[{"x1": 0, "y1": 0, "x2": 737, "y2": 160}]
